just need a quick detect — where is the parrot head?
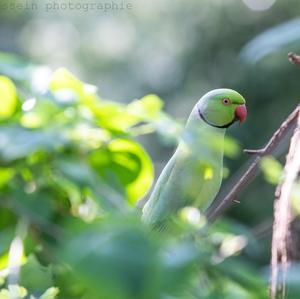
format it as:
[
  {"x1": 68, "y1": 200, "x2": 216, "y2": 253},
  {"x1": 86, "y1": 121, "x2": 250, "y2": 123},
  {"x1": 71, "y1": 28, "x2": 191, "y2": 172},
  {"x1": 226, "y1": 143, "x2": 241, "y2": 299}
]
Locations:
[{"x1": 197, "y1": 89, "x2": 247, "y2": 128}]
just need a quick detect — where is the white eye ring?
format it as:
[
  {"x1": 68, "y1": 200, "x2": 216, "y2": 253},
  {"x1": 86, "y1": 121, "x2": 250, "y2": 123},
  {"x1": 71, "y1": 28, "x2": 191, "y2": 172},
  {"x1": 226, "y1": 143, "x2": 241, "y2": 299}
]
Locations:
[{"x1": 222, "y1": 98, "x2": 231, "y2": 105}]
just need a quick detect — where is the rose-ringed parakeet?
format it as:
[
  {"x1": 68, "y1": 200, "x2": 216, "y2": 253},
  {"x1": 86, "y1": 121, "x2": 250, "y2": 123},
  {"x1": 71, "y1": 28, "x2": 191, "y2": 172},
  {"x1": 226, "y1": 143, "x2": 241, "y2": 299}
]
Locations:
[{"x1": 142, "y1": 89, "x2": 247, "y2": 227}]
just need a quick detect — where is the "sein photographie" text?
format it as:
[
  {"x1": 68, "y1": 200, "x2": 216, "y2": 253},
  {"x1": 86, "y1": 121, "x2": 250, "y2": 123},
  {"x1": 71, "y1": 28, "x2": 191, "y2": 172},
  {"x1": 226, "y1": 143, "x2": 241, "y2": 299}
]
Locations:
[{"x1": 0, "y1": 1, "x2": 133, "y2": 13}]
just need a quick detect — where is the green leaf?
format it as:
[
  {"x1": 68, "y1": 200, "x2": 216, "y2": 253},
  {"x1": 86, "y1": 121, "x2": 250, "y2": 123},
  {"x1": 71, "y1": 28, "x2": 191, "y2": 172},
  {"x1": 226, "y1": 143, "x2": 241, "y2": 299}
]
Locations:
[
  {"x1": 0, "y1": 285, "x2": 28, "y2": 299},
  {"x1": 39, "y1": 287, "x2": 59, "y2": 299},
  {"x1": 55, "y1": 157, "x2": 126, "y2": 211},
  {"x1": 49, "y1": 68, "x2": 84, "y2": 97},
  {"x1": 260, "y1": 156, "x2": 283, "y2": 185},
  {"x1": 90, "y1": 139, "x2": 154, "y2": 205},
  {"x1": 20, "y1": 255, "x2": 54, "y2": 291},
  {"x1": 223, "y1": 136, "x2": 241, "y2": 159},
  {"x1": 0, "y1": 76, "x2": 18, "y2": 119},
  {"x1": 0, "y1": 126, "x2": 67, "y2": 162},
  {"x1": 108, "y1": 139, "x2": 153, "y2": 204},
  {"x1": 127, "y1": 94, "x2": 164, "y2": 120},
  {"x1": 91, "y1": 101, "x2": 137, "y2": 131},
  {"x1": 0, "y1": 168, "x2": 14, "y2": 188},
  {"x1": 59, "y1": 216, "x2": 199, "y2": 299},
  {"x1": 21, "y1": 97, "x2": 62, "y2": 129},
  {"x1": 0, "y1": 52, "x2": 34, "y2": 81},
  {"x1": 60, "y1": 218, "x2": 161, "y2": 299},
  {"x1": 49, "y1": 68, "x2": 98, "y2": 106},
  {"x1": 127, "y1": 95, "x2": 182, "y2": 143}
]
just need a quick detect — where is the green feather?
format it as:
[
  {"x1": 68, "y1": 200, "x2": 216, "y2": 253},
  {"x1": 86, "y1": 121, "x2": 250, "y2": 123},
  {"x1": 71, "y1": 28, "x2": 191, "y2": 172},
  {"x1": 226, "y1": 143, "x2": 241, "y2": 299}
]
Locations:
[{"x1": 142, "y1": 89, "x2": 246, "y2": 226}]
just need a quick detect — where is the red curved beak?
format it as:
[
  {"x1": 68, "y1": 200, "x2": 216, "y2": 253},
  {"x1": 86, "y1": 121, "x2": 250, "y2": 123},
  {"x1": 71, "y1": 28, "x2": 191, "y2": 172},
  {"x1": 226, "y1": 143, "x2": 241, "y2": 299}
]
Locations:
[{"x1": 235, "y1": 104, "x2": 247, "y2": 124}]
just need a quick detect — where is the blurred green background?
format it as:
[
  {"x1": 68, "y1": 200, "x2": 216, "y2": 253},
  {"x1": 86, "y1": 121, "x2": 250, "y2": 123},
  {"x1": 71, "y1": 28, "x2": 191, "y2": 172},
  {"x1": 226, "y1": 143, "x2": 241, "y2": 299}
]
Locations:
[{"x1": 0, "y1": 0, "x2": 300, "y2": 298}]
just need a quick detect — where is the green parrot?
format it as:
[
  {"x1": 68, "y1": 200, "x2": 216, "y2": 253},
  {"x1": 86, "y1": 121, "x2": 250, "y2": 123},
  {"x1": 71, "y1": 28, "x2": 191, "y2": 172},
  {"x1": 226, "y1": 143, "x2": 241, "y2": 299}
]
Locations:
[{"x1": 142, "y1": 89, "x2": 247, "y2": 227}]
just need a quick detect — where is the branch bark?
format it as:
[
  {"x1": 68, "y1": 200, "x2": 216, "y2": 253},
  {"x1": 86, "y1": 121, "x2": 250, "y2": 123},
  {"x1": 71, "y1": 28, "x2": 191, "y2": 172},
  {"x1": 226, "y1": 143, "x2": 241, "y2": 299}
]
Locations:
[
  {"x1": 206, "y1": 104, "x2": 300, "y2": 222},
  {"x1": 270, "y1": 109, "x2": 300, "y2": 299},
  {"x1": 288, "y1": 52, "x2": 300, "y2": 67}
]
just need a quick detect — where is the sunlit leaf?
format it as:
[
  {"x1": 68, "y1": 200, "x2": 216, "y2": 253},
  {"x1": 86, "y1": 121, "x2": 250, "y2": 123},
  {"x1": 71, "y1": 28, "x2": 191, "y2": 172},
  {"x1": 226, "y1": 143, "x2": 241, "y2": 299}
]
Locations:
[
  {"x1": 0, "y1": 168, "x2": 14, "y2": 188},
  {"x1": 21, "y1": 98, "x2": 62, "y2": 129},
  {"x1": 0, "y1": 285, "x2": 28, "y2": 299},
  {"x1": 39, "y1": 287, "x2": 59, "y2": 299},
  {"x1": 223, "y1": 136, "x2": 241, "y2": 158},
  {"x1": 90, "y1": 139, "x2": 153, "y2": 205},
  {"x1": 219, "y1": 235, "x2": 248, "y2": 259},
  {"x1": 89, "y1": 101, "x2": 136, "y2": 131},
  {"x1": 260, "y1": 156, "x2": 283, "y2": 185},
  {"x1": 0, "y1": 76, "x2": 18, "y2": 119},
  {"x1": 49, "y1": 68, "x2": 83, "y2": 97},
  {"x1": 127, "y1": 94, "x2": 164, "y2": 120},
  {"x1": 49, "y1": 68, "x2": 98, "y2": 107}
]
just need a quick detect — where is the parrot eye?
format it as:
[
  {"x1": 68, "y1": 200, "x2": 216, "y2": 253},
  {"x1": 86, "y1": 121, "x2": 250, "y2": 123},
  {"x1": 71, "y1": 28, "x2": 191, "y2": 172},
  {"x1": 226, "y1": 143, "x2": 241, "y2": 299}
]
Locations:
[{"x1": 222, "y1": 98, "x2": 231, "y2": 105}]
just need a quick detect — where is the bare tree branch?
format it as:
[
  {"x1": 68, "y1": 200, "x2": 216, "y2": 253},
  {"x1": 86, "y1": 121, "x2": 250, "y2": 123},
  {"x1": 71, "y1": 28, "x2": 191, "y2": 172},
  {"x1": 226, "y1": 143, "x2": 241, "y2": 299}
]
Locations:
[
  {"x1": 270, "y1": 109, "x2": 300, "y2": 299},
  {"x1": 206, "y1": 104, "x2": 300, "y2": 222}
]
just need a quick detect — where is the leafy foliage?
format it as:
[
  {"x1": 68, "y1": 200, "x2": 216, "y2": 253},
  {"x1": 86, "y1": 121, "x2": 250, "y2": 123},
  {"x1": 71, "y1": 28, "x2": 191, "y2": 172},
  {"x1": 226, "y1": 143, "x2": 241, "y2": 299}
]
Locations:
[{"x1": 0, "y1": 54, "x2": 294, "y2": 299}]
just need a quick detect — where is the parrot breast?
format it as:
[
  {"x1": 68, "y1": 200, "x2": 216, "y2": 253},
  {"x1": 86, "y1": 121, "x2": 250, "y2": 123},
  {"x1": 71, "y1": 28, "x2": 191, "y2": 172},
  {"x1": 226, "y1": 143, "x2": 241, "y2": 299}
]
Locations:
[{"x1": 142, "y1": 118, "x2": 225, "y2": 226}]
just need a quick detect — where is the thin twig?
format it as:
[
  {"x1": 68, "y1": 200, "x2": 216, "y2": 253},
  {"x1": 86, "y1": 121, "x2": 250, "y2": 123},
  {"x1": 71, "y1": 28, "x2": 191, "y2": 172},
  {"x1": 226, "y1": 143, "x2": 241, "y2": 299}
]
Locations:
[
  {"x1": 243, "y1": 149, "x2": 265, "y2": 155},
  {"x1": 206, "y1": 104, "x2": 300, "y2": 222},
  {"x1": 270, "y1": 109, "x2": 300, "y2": 299},
  {"x1": 244, "y1": 104, "x2": 300, "y2": 156}
]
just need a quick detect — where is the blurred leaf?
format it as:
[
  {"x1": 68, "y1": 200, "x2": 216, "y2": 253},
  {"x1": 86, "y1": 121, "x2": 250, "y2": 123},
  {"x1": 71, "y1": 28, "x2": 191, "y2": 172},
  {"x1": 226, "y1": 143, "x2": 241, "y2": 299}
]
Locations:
[
  {"x1": 219, "y1": 235, "x2": 248, "y2": 259},
  {"x1": 0, "y1": 55, "x2": 275, "y2": 299},
  {"x1": 21, "y1": 97, "x2": 62, "y2": 129},
  {"x1": 222, "y1": 136, "x2": 241, "y2": 159},
  {"x1": 68, "y1": 124, "x2": 110, "y2": 150},
  {"x1": 20, "y1": 255, "x2": 53, "y2": 292},
  {"x1": 127, "y1": 94, "x2": 164, "y2": 120},
  {"x1": 160, "y1": 241, "x2": 200, "y2": 295},
  {"x1": 0, "y1": 52, "x2": 34, "y2": 81},
  {"x1": 208, "y1": 132, "x2": 241, "y2": 158},
  {"x1": 0, "y1": 229, "x2": 14, "y2": 258},
  {"x1": 60, "y1": 216, "x2": 199, "y2": 299},
  {"x1": 0, "y1": 168, "x2": 14, "y2": 188},
  {"x1": 0, "y1": 76, "x2": 18, "y2": 119},
  {"x1": 240, "y1": 18, "x2": 300, "y2": 64},
  {"x1": 91, "y1": 101, "x2": 137, "y2": 131},
  {"x1": 0, "y1": 285, "x2": 28, "y2": 299},
  {"x1": 39, "y1": 287, "x2": 59, "y2": 299},
  {"x1": 55, "y1": 157, "x2": 126, "y2": 211},
  {"x1": 49, "y1": 68, "x2": 98, "y2": 108},
  {"x1": 128, "y1": 95, "x2": 182, "y2": 143},
  {"x1": 107, "y1": 139, "x2": 153, "y2": 204},
  {"x1": 216, "y1": 259, "x2": 268, "y2": 299},
  {"x1": 260, "y1": 156, "x2": 283, "y2": 185},
  {"x1": 90, "y1": 139, "x2": 153, "y2": 205},
  {"x1": 0, "y1": 126, "x2": 67, "y2": 162},
  {"x1": 49, "y1": 68, "x2": 84, "y2": 98},
  {"x1": 60, "y1": 218, "x2": 162, "y2": 299},
  {"x1": 283, "y1": 263, "x2": 300, "y2": 299}
]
